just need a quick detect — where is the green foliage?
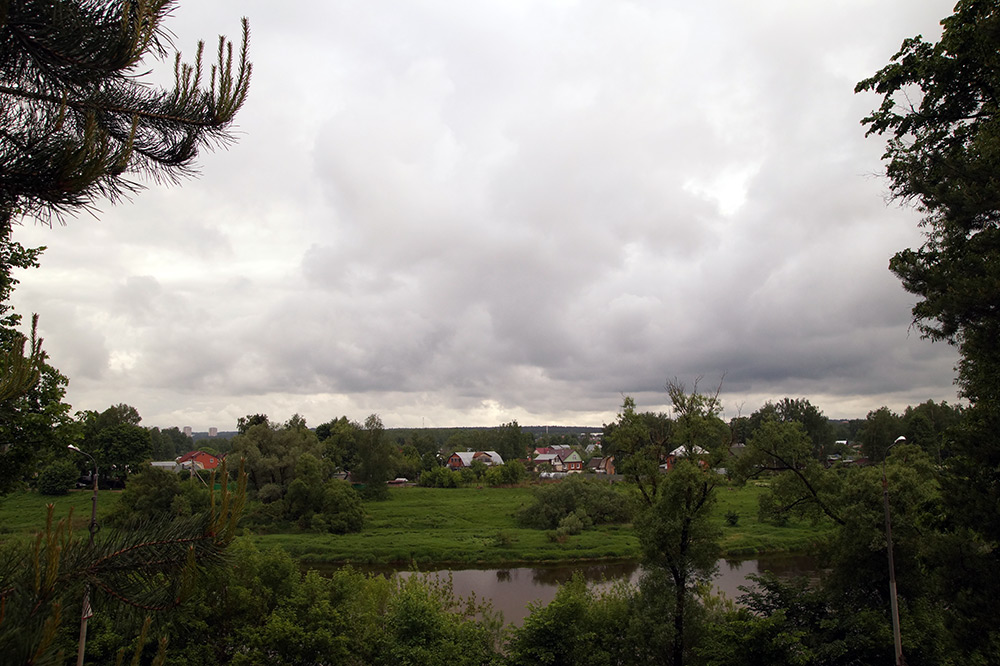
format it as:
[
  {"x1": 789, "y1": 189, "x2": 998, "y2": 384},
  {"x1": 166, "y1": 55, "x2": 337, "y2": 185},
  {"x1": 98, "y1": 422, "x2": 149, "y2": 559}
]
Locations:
[
  {"x1": 230, "y1": 415, "x2": 322, "y2": 492},
  {"x1": 356, "y1": 414, "x2": 394, "y2": 500},
  {"x1": 77, "y1": 404, "x2": 153, "y2": 486},
  {"x1": 108, "y1": 467, "x2": 209, "y2": 525},
  {"x1": 0, "y1": 469, "x2": 246, "y2": 665},
  {"x1": 0, "y1": 0, "x2": 252, "y2": 227},
  {"x1": 489, "y1": 420, "x2": 534, "y2": 463},
  {"x1": 858, "y1": 406, "x2": 903, "y2": 461},
  {"x1": 636, "y1": 458, "x2": 721, "y2": 666},
  {"x1": 239, "y1": 451, "x2": 364, "y2": 534},
  {"x1": 739, "y1": 398, "x2": 834, "y2": 459},
  {"x1": 0, "y1": 310, "x2": 73, "y2": 496},
  {"x1": 734, "y1": 419, "x2": 845, "y2": 526},
  {"x1": 418, "y1": 465, "x2": 460, "y2": 488},
  {"x1": 857, "y1": 0, "x2": 1000, "y2": 366},
  {"x1": 516, "y1": 476, "x2": 633, "y2": 531},
  {"x1": 900, "y1": 400, "x2": 962, "y2": 463},
  {"x1": 603, "y1": 396, "x2": 673, "y2": 505},
  {"x1": 317, "y1": 415, "x2": 363, "y2": 472},
  {"x1": 506, "y1": 575, "x2": 639, "y2": 666},
  {"x1": 859, "y1": 8, "x2": 1000, "y2": 656},
  {"x1": 108, "y1": 538, "x2": 504, "y2": 666},
  {"x1": 149, "y1": 427, "x2": 194, "y2": 460},
  {"x1": 36, "y1": 458, "x2": 79, "y2": 495},
  {"x1": 294, "y1": 479, "x2": 365, "y2": 534},
  {"x1": 485, "y1": 460, "x2": 527, "y2": 486}
]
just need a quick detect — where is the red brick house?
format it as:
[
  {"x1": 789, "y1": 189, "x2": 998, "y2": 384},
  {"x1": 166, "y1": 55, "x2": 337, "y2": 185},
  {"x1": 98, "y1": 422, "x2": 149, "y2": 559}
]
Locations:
[{"x1": 176, "y1": 450, "x2": 220, "y2": 471}]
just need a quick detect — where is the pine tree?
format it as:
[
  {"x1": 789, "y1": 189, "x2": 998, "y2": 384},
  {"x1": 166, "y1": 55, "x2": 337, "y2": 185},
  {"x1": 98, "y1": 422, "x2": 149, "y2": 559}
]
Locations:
[
  {"x1": 0, "y1": 462, "x2": 247, "y2": 665},
  {"x1": 0, "y1": 0, "x2": 252, "y2": 227}
]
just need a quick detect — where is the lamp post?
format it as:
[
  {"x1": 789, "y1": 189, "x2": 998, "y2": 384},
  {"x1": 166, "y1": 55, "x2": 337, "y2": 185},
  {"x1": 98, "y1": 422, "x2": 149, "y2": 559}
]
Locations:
[
  {"x1": 68, "y1": 444, "x2": 98, "y2": 666},
  {"x1": 882, "y1": 435, "x2": 906, "y2": 666}
]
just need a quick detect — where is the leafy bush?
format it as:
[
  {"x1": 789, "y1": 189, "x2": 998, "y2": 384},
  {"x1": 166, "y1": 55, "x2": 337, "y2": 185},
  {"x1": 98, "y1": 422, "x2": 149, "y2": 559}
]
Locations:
[
  {"x1": 258, "y1": 482, "x2": 283, "y2": 503},
  {"x1": 37, "y1": 459, "x2": 80, "y2": 496},
  {"x1": 485, "y1": 461, "x2": 527, "y2": 486},
  {"x1": 419, "y1": 466, "x2": 460, "y2": 488},
  {"x1": 558, "y1": 509, "x2": 592, "y2": 536},
  {"x1": 516, "y1": 476, "x2": 632, "y2": 530},
  {"x1": 108, "y1": 467, "x2": 209, "y2": 524},
  {"x1": 725, "y1": 510, "x2": 740, "y2": 526},
  {"x1": 284, "y1": 478, "x2": 365, "y2": 533}
]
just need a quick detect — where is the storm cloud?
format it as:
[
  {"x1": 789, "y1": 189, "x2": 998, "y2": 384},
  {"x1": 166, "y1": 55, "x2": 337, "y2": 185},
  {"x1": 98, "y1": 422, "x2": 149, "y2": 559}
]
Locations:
[{"x1": 11, "y1": 0, "x2": 961, "y2": 429}]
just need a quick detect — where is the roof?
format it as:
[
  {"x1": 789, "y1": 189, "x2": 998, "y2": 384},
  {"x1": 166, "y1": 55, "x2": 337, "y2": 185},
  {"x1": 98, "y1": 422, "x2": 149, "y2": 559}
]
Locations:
[
  {"x1": 450, "y1": 451, "x2": 476, "y2": 466},
  {"x1": 669, "y1": 445, "x2": 708, "y2": 458},
  {"x1": 557, "y1": 449, "x2": 582, "y2": 463},
  {"x1": 176, "y1": 450, "x2": 206, "y2": 463},
  {"x1": 475, "y1": 451, "x2": 505, "y2": 465}
]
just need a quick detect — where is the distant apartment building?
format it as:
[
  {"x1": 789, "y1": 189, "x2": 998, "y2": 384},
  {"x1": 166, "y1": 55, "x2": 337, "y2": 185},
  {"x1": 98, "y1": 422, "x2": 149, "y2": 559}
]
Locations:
[
  {"x1": 183, "y1": 426, "x2": 192, "y2": 438},
  {"x1": 209, "y1": 427, "x2": 218, "y2": 437}
]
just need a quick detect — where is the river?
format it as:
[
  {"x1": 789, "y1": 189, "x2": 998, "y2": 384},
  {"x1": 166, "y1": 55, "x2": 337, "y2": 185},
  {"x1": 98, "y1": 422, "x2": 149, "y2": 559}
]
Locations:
[{"x1": 329, "y1": 553, "x2": 820, "y2": 626}]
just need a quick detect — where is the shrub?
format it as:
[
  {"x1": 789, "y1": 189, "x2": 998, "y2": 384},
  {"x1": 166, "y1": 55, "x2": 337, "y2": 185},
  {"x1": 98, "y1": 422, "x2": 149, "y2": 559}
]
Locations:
[
  {"x1": 319, "y1": 479, "x2": 364, "y2": 534},
  {"x1": 485, "y1": 461, "x2": 527, "y2": 486},
  {"x1": 108, "y1": 467, "x2": 209, "y2": 525},
  {"x1": 516, "y1": 476, "x2": 632, "y2": 530},
  {"x1": 725, "y1": 510, "x2": 740, "y2": 526},
  {"x1": 557, "y1": 510, "x2": 590, "y2": 536},
  {"x1": 418, "y1": 466, "x2": 459, "y2": 488},
  {"x1": 258, "y1": 482, "x2": 283, "y2": 503},
  {"x1": 37, "y1": 459, "x2": 80, "y2": 496},
  {"x1": 284, "y1": 478, "x2": 364, "y2": 534}
]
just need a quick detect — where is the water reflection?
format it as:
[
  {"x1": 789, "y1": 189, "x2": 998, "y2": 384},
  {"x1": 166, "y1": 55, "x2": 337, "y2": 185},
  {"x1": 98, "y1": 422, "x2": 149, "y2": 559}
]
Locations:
[{"x1": 317, "y1": 554, "x2": 819, "y2": 626}]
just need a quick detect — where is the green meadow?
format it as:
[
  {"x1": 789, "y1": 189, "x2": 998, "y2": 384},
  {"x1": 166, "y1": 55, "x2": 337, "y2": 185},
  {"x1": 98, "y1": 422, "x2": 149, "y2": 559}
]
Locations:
[{"x1": 0, "y1": 481, "x2": 834, "y2": 565}]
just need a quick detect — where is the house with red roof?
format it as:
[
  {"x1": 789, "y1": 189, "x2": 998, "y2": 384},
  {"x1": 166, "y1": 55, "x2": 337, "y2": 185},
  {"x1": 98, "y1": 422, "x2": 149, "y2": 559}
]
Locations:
[{"x1": 176, "y1": 450, "x2": 220, "y2": 471}]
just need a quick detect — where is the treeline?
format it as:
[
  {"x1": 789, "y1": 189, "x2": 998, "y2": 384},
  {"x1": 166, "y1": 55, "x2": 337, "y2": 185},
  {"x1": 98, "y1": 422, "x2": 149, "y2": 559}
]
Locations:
[{"x1": 6, "y1": 379, "x2": 987, "y2": 665}]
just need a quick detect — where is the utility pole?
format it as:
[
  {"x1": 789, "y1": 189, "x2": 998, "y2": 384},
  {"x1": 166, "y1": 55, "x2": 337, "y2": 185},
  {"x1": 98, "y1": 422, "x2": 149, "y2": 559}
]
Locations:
[
  {"x1": 68, "y1": 444, "x2": 99, "y2": 666},
  {"x1": 882, "y1": 435, "x2": 906, "y2": 666}
]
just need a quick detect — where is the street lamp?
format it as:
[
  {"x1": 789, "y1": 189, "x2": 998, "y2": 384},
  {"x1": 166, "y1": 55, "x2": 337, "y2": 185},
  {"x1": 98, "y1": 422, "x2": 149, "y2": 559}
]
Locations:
[
  {"x1": 883, "y1": 435, "x2": 906, "y2": 666},
  {"x1": 68, "y1": 444, "x2": 98, "y2": 666}
]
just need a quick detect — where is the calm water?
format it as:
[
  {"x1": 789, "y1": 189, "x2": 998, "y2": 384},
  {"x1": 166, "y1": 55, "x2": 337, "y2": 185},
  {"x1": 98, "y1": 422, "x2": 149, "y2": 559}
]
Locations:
[{"x1": 329, "y1": 554, "x2": 820, "y2": 626}]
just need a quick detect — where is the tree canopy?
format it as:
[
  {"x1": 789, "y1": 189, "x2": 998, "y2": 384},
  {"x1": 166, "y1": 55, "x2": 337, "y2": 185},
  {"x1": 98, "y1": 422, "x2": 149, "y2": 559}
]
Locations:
[{"x1": 858, "y1": 2, "x2": 1000, "y2": 658}]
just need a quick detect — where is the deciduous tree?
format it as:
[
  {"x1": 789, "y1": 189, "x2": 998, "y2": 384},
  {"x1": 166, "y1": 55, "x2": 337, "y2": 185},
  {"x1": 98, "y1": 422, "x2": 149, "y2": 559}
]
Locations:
[{"x1": 859, "y1": 9, "x2": 1000, "y2": 653}]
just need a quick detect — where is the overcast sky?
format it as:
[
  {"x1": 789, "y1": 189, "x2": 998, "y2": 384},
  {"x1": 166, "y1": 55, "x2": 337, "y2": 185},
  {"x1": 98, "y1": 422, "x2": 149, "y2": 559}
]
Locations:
[{"x1": 11, "y1": 0, "x2": 963, "y2": 431}]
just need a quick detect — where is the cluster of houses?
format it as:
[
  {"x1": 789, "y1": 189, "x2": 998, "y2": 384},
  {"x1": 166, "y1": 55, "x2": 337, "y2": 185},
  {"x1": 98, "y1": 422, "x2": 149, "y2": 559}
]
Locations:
[{"x1": 445, "y1": 444, "x2": 618, "y2": 476}]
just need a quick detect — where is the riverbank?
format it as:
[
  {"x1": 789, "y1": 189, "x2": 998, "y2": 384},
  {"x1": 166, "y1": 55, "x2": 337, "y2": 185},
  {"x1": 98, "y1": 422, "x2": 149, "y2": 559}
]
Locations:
[
  {"x1": 252, "y1": 484, "x2": 834, "y2": 565},
  {"x1": 0, "y1": 483, "x2": 835, "y2": 565}
]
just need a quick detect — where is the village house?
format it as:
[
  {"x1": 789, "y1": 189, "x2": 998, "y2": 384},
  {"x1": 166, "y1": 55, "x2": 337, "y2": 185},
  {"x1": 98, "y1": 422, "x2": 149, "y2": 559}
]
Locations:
[
  {"x1": 557, "y1": 448, "x2": 584, "y2": 473},
  {"x1": 447, "y1": 450, "x2": 505, "y2": 470},
  {"x1": 662, "y1": 445, "x2": 708, "y2": 471},
  {"x1": 176, "y1": 450, "x2": 220, "y2": 471},
  {"x1": 586, "y1": 455, "x2": 616, "y2": 475}
]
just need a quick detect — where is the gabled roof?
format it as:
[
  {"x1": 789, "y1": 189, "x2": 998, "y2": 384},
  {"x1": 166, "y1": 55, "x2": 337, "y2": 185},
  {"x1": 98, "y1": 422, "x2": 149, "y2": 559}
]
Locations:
[
  {"x1": 450, "y1": 451, "x2": 476, "y2": 467},
  {"x1": 475, "y1": 450, "x2": 504, "y2": 465},
  {"x1": 176, "y1": 450, "x2": 206, "y2": 463},
  {"x1": 669, "y1": 445, "x2": 708, "y2": 458},
  {"x1": 533, "y1": 452, "x2": 558, "y2": 463},
  {"x1": 557, "y1": 449, "x2": 582, "y2": 463}
]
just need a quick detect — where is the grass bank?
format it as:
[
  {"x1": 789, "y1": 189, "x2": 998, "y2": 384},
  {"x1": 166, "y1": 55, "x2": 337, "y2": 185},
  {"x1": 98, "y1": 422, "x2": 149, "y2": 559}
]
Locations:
[
  {"x1": 251, "y1": 483, "x2": 834, "y2": 565},
  {"x1": 0, "y1": 483, "x2": 835, "y2": 565}
]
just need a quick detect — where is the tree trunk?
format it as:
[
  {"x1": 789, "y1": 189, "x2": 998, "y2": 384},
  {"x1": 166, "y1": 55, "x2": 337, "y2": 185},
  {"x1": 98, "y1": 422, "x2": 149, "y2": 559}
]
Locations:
[{"x1": 671, "y1": 559, "x2": 687, "y2": 666}]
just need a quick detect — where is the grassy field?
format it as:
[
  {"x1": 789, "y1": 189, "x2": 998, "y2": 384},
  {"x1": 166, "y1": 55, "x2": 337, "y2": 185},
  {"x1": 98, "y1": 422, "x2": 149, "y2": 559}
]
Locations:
[
  {"x1": 0, "y1": 489, "x2": 119, "y2": 538},
  {"x1": 0, "y1": 482, "x2": 835, "y2": 564}
]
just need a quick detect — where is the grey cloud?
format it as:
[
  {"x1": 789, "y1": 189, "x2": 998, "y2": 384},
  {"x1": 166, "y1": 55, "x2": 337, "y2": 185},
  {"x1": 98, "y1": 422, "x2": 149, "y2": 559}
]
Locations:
[{"x1": 8, "y1": 0, "x2": 964, "y2": 428}]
